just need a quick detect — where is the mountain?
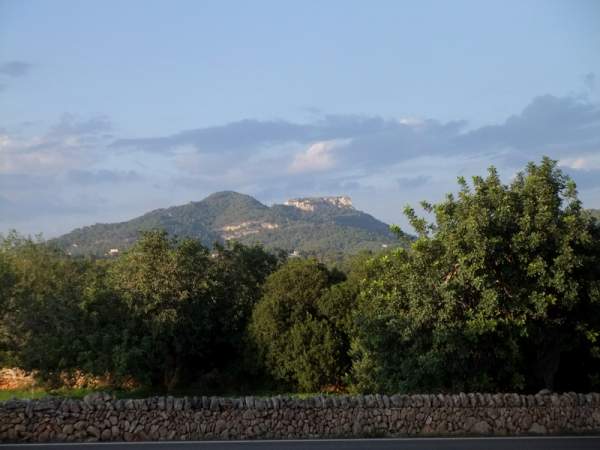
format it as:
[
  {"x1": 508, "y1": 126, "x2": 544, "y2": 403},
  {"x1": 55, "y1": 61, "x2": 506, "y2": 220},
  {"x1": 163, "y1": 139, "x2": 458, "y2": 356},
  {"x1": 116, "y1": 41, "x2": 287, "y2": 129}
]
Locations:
[
  {"x1": 590, "y1": 209, "x2": 600, "y2": 221},
  {"x1": 52, "y1": 191, "x2": 409, "y2": 258}
]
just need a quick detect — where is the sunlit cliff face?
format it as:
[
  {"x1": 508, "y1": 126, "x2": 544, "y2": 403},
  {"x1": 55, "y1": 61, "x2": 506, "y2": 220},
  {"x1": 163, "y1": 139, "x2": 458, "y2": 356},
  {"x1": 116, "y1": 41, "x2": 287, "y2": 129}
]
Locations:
[
  {"x1": 219, "y1": 221, "x2": 279, "y2": 240},
  {"x1": 283, "y1": 196, "x2": 354, "y2": 212}
]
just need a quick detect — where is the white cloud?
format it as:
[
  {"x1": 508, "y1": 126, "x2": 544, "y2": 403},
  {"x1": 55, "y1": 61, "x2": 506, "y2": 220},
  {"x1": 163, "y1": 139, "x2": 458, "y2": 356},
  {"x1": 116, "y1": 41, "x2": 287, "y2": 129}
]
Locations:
[
  {"x1": 559, "y1": 154, "x2": 600, "y2": 171},
  {"x1": 289, "y1": 139, "x2": 348, "y2": 173},
  {"x1": 0, "y1": 136, "x2": 81, "y2": 174},
  {"x1": 0, "y1": 115, "x2": 112, "y2": 175},
  {"x1": 397, "y1": 117, "x2": 424, "y2": 127}
]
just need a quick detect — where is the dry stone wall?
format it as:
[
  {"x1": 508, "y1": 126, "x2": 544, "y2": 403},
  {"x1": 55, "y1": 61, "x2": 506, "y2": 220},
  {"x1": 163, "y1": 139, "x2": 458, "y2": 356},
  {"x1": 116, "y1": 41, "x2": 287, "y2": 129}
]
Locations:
[{"x1": 2, "y1": 392, "x2": 600, "y2": 442}]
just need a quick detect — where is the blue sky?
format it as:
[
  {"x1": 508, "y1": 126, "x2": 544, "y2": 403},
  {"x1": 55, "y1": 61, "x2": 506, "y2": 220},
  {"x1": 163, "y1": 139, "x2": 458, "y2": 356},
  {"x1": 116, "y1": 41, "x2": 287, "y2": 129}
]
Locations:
[{"x1": 1, "y1": 0, "x2": 600, "y2": 236}]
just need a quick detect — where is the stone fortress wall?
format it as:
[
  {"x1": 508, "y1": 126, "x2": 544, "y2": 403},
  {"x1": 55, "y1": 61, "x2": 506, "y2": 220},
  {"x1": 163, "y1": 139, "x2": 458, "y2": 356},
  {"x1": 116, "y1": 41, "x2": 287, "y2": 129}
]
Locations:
[{"x1": 2, "y1": 392, "x2": 600, "y2": 442}]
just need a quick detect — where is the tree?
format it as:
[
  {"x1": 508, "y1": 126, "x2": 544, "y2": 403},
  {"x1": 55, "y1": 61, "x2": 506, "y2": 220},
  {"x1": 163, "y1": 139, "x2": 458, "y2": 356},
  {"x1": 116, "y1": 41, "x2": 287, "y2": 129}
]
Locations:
[
  {"x1": 109, "y1": 230, "x2": 215, "y2": 390},
  {"x1": 0, "y1": 234, "x2": 17, "y2": 366},
  {"x1": 249, "y1": 258, "x2": 350, "y2": 391},
  {"x1": 109, "y1": 231, "x2": 281, "y2": 390},
  {"x1": 0, "y1": 232, "x2": 127, "y2": 386},
  {"x1": 351, "y1": 157, "x2": 600, "y2": 393},
  {"x1": 193, "y1": 241, "x2": 282, "y2": 388}
]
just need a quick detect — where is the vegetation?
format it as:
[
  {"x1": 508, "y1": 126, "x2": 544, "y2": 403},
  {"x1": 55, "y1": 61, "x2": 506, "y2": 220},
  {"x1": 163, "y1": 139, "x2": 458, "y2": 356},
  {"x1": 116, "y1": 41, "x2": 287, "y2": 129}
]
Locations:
[
  {"x1": 1, "y1": 231, "x2": 282, "y2": 391},
  {"x1": 249, "y1": 259, "x2": 350, "y2": 391},
  {"x1": 351, "y1": 158, "x2": 600, "y2": 393},
  {"x1": 1, "y1": 158, "x2": 599, "y2": 396}
]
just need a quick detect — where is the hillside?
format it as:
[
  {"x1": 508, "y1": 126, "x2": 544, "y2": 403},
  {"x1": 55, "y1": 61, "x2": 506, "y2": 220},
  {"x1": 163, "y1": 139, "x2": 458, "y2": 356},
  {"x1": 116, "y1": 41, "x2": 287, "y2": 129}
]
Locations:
[{"x1": 52, "y1": 192, "x2": 409, "y2": 258}]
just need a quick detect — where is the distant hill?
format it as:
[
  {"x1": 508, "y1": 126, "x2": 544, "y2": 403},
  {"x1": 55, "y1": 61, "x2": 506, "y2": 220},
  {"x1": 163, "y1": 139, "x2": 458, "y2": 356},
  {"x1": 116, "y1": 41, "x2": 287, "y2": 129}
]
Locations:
[
  {"x1": 52, "y1": 191, "x2": 409, "y2": 258},
  {"x1": 590, "y1": 209, "x2": 600, "y2": 221}
]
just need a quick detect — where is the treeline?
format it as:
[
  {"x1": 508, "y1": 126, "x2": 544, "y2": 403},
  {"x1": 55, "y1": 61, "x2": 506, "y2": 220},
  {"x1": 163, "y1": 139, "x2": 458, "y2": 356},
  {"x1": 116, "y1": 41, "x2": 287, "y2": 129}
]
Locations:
[{"x1": 1, "y1": 158, "x2": 600, "y2": 394}]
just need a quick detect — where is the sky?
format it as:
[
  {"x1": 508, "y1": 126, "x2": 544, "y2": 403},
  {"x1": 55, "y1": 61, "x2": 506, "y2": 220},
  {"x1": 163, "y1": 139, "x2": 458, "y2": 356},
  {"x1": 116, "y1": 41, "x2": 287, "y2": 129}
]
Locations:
[{"x1": 1, "y1": 0, "x2": 600, "y2": 237}]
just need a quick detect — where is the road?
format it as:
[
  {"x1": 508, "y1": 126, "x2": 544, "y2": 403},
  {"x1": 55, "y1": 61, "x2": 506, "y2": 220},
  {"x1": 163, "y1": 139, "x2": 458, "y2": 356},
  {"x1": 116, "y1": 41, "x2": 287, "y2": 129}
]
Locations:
[{"x1": 1, "y1": 437, "x2": 600, "y2": 450}]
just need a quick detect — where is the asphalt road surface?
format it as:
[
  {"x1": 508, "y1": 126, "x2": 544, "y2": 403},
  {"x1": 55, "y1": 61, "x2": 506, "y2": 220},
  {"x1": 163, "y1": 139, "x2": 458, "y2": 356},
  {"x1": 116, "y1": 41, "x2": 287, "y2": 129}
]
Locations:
[{"x1": 1, "y1": 437, "x2": 600, "y2": 450}]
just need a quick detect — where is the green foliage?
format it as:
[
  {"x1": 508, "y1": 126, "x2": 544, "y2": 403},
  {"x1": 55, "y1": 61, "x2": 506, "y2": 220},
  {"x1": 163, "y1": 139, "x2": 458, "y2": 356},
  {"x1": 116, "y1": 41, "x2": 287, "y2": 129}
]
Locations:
[
  {"x1": 2, "y1": 159, "x2": 598, "y2": 396},
  {"x1": 249, "y1": 259, "x2": 352, "y2": 391},
  {"x1": 351, "y1": 157, "x2": 600, "y2": 393},
  {"x1": 198, "y1": 240, "x2": 282, "y2": 387},
  {"x1": 0, "y1": 229, "x2": 281, "y2": 391},
  {"x1": 0, "y1": 236, "x2": 17, "y2": 365},
  {"x1": 108, "y1": 230, "x2": 280, "y2": 390},
  {"x1": 0, "y1": 232, "x2": 128, "y2": 385},
  {"x1": 108, "y1": 230, "x2": 212, "y2": 389}
]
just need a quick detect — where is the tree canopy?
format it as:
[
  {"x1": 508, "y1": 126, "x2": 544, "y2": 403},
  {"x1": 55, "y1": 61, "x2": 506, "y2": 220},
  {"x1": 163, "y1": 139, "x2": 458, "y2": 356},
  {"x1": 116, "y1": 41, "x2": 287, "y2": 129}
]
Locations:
[
  {"x1": 351, "y1": 157, "x2": 600, "y2": 393},
  {"x1": 249, "y1": 259, "x2": 351, "y2": 391}
]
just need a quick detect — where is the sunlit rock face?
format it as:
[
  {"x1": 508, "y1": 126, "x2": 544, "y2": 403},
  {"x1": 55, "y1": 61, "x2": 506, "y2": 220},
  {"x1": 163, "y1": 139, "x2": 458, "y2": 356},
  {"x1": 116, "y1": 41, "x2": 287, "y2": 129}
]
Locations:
[
  {"x1": 219, "y1": 221, "x2": 279, "y2": 240},
  {"x1": 284, "y1": 196, "x2": 354, "y2": 212}
]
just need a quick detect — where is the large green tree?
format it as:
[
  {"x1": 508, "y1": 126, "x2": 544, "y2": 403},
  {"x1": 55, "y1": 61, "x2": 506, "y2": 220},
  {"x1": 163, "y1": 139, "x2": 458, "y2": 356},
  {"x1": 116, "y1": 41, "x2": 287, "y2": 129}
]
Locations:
[
  {"x1": 0, "y1": 232, "x2": 127, "y2": 386},
  {"x1": 195, "y1": 241, "x2": 282, "y2": 388},
  {"x1": 351, "y1": 158, "x2": 600, "y2": 393},
  {"x1": 0, "y1": 234, "x2": 17, "y2": 366},
  {"x1": 109, "y1": 230, "x2": 218, "y2": 389},
  {"x1": 109, "y1": 231, "x2": 280, "y2": 390},
  {"x1": 249, "y1": 258, "x2": 351, "y2": 391}
]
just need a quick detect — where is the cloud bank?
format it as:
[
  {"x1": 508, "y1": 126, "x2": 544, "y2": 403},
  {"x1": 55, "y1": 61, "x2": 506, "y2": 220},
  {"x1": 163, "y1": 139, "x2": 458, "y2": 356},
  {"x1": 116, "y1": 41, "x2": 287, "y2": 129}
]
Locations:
[{"x1": 2, "y1": 91, "x2": 599, "y2": 237}]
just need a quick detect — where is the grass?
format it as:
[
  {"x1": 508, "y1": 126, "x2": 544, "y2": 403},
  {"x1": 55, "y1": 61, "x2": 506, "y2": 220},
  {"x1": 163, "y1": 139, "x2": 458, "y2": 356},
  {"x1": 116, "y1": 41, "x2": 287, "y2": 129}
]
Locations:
[
  {"x1": 0, "y1": 386, "x2": 346, "y2": 401},
  {"x1": 0, "y1": 386, "x2": 153, "y2": 401},
  {"x1": 0, "y1": 388, "x2": 49, "y2": 401}
]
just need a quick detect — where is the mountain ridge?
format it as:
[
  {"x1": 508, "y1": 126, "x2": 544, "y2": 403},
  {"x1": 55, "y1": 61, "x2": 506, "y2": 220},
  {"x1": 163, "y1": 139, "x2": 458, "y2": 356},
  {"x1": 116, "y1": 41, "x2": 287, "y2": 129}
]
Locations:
[{"x1": 52, "y1": 191, "x2": 408, "y2": 258}]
